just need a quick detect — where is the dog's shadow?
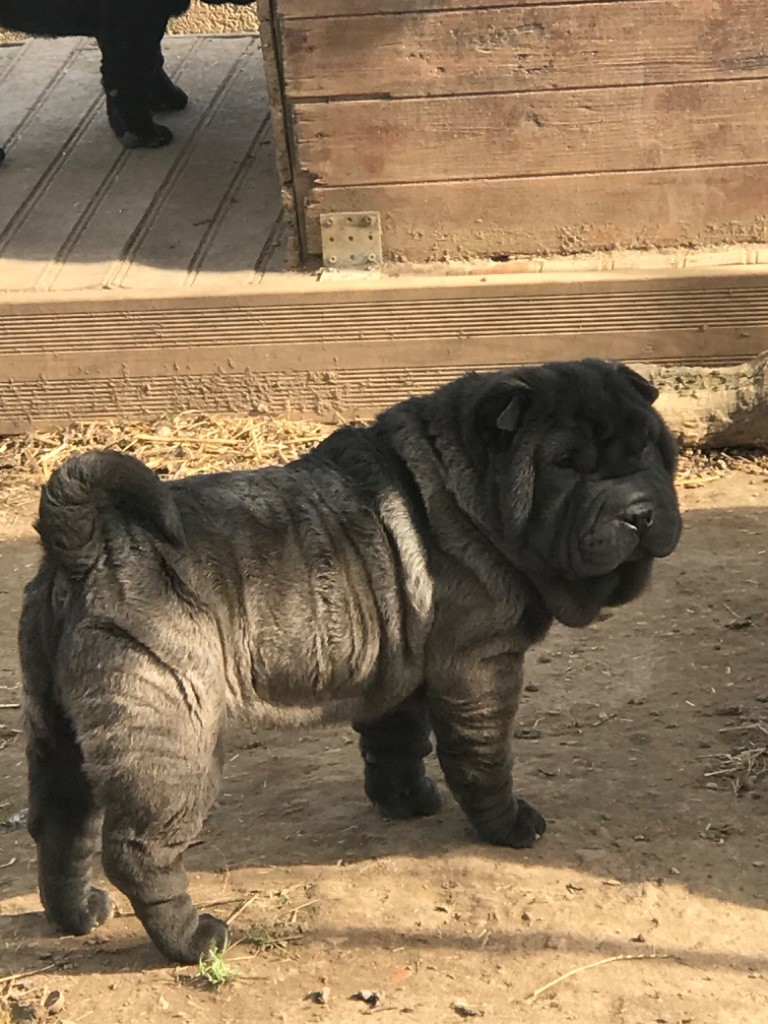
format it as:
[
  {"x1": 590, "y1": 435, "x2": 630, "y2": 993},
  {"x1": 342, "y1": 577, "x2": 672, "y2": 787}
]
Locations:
[{"x1": 5, "y1": 913, "x2": 768, "y2": 980}]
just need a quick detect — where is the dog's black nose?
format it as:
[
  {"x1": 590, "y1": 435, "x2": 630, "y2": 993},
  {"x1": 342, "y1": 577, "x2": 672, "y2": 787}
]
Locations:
[{"x1": 622, "y1": 501, "x2": 654, "y2": 532}]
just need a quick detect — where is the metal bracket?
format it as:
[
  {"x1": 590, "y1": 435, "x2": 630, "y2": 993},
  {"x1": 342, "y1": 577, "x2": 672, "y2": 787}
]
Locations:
[{"x1": 319, "y1": 212, "x2": 382, "y2": 270}]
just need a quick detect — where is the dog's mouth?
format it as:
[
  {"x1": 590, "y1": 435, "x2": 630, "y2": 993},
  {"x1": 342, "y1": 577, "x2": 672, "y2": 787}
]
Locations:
[
  {"x1": 568, "y1": 513, "x2": 677, "y2": 579},
  {"x1": 617, "y1": 519, "x2": 648, "y2": 561}
]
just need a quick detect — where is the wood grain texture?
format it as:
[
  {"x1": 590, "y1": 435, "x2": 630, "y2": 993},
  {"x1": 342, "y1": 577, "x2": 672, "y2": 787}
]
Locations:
[
  {"x1": 304, "y1": 164, "x2": 768, "y2": 259},
  {"x1": 0, "y1": 39, "x2": 101, "y2": 232},
  {"x1": 117, "y1": 38, "x2": 270, "y2": 291},
  {"x1": 280, "y1": 0, "x2": 768, "y2": 100},
  {"x1": 275, "y1": 0, "x2": 631, "y2": 18},
  {"x1": 0, "y1": 38, "x2": 198, "y2": 292},
  {"x1": 4, "y1": 268, "x2": 768, "y2": 430},
  {"x1": 294, "y1": 78, "x2": 768, "y2": 187},
  {"x1": 0, "y1": 41, "x2": 23, "y2": 80},
  {"x1": 4, "y1": 274, "x2": 768, "y2": 376},
  {"x1": 0, "y1": 36, "x2": 286, "y2": 292},
  {"x1": 256, "y1": 0, "x2": 295, "y2": 186}
]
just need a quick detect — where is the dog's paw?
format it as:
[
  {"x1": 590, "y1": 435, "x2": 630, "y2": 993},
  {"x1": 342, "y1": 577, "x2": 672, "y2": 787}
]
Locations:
[
  {"x1": 474, "y1": 797, "x2": 546, "y2": 849},
  {"x1": 189, "y1": 914, "x2": 229, "y2": 963},
  {"x1": 48, "y1": 886, "x2": 114, "y2": 936},
  {"x1": 373, "y1": 776, "x2": 442, "y2": 820},
  {"x1": 156, "y1": 912, "x2": 229, "y2": 965},
  {"x1": 106, "y1": 91, "x2": 175, "y2": 149},
  {"x1": 150, "y1": 80, "x2": 189, "y2": 113},
  {"x1": 84, "y1": 887, "x2": 115, "y2": 929},
  {"x1": 118, "y1": 124, "x2": 174, "y2": 150}
]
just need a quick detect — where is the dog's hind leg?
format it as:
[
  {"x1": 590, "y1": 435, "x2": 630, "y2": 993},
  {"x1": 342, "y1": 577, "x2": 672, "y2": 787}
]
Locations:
[
  {"x1": 20, "y1": 591, "x2": 113, "y2": 937},
  {"x1": 26, "y1": 712, "x2": 114, "y2": 935},
  {"x1": 100, "y1": 747, "x2": 227, "y2": 964},
  {"x1": 355, "y1": 688, "x2": 442, "y2": 820}
]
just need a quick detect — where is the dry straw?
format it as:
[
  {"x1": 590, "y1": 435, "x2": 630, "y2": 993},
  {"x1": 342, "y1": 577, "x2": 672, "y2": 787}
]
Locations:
[
  {"x1": 1, "y1": 412, "x2": 765, "y2": 506},
  {"x1": 0, "y1": 412, "x2": 336, "y2": 504}
]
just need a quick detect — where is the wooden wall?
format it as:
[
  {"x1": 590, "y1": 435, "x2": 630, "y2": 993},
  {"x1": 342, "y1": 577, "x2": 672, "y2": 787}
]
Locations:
[{"x1": 258, "y1": 0, "x2": 768, "y2": 263}]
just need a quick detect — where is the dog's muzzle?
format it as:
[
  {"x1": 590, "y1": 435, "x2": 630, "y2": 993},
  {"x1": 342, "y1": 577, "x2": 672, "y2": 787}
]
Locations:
[{"x1": 619, "y1": 500, "x2": 655, "y2": 534}]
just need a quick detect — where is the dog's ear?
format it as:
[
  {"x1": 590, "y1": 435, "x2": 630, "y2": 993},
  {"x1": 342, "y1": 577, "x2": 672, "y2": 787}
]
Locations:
[
  {"x1": 617, "y1": 364, "x2": 659, "y2": 405},
  {"x1": 475, "y1": 378, "x2": 532, "y2": 446}
]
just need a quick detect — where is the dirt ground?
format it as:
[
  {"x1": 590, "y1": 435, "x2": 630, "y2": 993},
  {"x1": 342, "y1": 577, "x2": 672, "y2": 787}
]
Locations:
[{"x1": 2, "y1": 453, "x2": 768, "y2": 1024}]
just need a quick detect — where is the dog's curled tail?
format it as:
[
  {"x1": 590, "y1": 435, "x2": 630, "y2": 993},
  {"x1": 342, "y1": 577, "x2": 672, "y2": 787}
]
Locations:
[{"x1": 37, "y1": 450, "x2": 184, "y2": 575}]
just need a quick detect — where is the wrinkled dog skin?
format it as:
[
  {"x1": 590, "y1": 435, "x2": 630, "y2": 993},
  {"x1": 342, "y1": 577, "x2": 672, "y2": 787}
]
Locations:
[
  {"x1": 0, "y1": 0, "x2": 253, "y2": 163},
  {"x1": 19, "y1": 359, "x2": 682, "y2": 963}
]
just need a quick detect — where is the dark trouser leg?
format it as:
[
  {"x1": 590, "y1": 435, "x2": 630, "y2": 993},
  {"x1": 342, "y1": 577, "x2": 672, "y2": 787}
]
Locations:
[
  {"x1": 428, "y1": 650, "x2": 546, "y2": 848},
  {"x1": 355, "y1": 689, "x2": 441, "y2": 819}
]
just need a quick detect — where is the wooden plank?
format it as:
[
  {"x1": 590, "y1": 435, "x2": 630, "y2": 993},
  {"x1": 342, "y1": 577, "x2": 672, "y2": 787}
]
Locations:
[
  {"x1": 0, "y1": 42, "x2": 23, "y2": 80},
  {"x1": 42, "y1": 37, "x2": 252, "y2": 293},
  {"x1": 3, "y1": 325, "x2": 765, "y2": 384},
  {"x1": 4, "y1": 266, "x2": 768, "y2": 430},
  {"x1": 256, "y1": 0, "x2": 295, "y2": 186},
  {"x1": 256, "y1": 0, "x2": 306, "y2": 260},
  {"x1": 0, "y1": 38, "x2": 198, "y2": 292},
  {"x1": 0, "y1": 38, "x2": 83, "y2": 145},
  {"x1": 191, "y1": 129, "x2": 284, "y2": 284},
  {"x1": 258, "y1": 211, "x2": 301, "y2": 274},
  {"x1": 280, "y1": 0, "x2": 768, "y2": 100},
  {"x1": 120, "y1": 37, "x2": 272, "y2": 290},
  {"x1": 0, "y1": 39, "x2": 98, "y2": 230},
  {"x1": 3, "y1": 269, "x2": 768, "y2": 364},
  {"x1": 294, "y1": 79, "x2": 768, "y2": 187},
  {"x1": 305, "y1": 164, "x2": 768, "y2": 260},
  {"x1": 276, "y1": 0, "x2": 638, "y2": 18}
]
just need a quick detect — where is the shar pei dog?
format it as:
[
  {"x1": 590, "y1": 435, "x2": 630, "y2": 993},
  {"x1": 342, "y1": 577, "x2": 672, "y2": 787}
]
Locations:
[
  {"x1": 0, "y1": 0, "x2": 253, "y2": 164},
  {"x1": 19, "y1": 359, "x2": 682, "y2": 963}
]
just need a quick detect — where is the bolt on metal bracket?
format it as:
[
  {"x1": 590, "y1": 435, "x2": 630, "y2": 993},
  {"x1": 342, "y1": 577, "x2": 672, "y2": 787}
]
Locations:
[{"x1": 319, "y1": 212, "x2": 383, "y2": 270}]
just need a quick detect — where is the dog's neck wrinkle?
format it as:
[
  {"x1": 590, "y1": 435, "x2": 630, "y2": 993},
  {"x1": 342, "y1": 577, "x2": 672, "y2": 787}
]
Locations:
[
  {"x1": 383, "y1": 419, "x2": 549, "y2": 639},
  {"x1": 391, "y1": 407, "x2": 501, "y2": 540},
  {"x1": 314, "y1": 414, "x2": 551, "y2": 646}
]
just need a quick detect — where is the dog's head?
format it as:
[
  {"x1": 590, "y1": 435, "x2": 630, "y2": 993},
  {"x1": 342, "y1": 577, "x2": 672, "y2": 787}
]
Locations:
[{"x1": 456, "y1": 359, "x2": 682, "y2": 626}]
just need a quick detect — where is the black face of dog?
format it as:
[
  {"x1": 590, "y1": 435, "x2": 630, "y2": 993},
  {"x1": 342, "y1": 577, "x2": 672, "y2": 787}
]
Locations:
[{"x1": 471, "y1": 359, "x2": 682, "y2": 627}]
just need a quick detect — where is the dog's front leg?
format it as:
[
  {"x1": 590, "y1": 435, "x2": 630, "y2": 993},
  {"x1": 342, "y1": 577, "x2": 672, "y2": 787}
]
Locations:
[
  {"x1": 149, "y1": 46, "x2": 189, "y2": 113},
  {"x1": 98, "y1": 0, "x2": 174, "y2": 148},
  {"x1": 427, "y1": 646, "x2": 546, "y2": 848},
  {"x1": 354, "y1": 687, "x2": 442, "y2": 820}
]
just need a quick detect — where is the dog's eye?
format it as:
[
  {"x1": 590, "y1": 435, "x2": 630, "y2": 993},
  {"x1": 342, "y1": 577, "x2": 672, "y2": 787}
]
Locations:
[
  {"x1": 629, "y1": 432, "x2": 651, "y2": 458},
  {"x1": 553, "y1": 451, "x2": 576, "y2": 470},
  {"x1": 553, "y1": 447, "x2": 597, "y2": 473}
]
